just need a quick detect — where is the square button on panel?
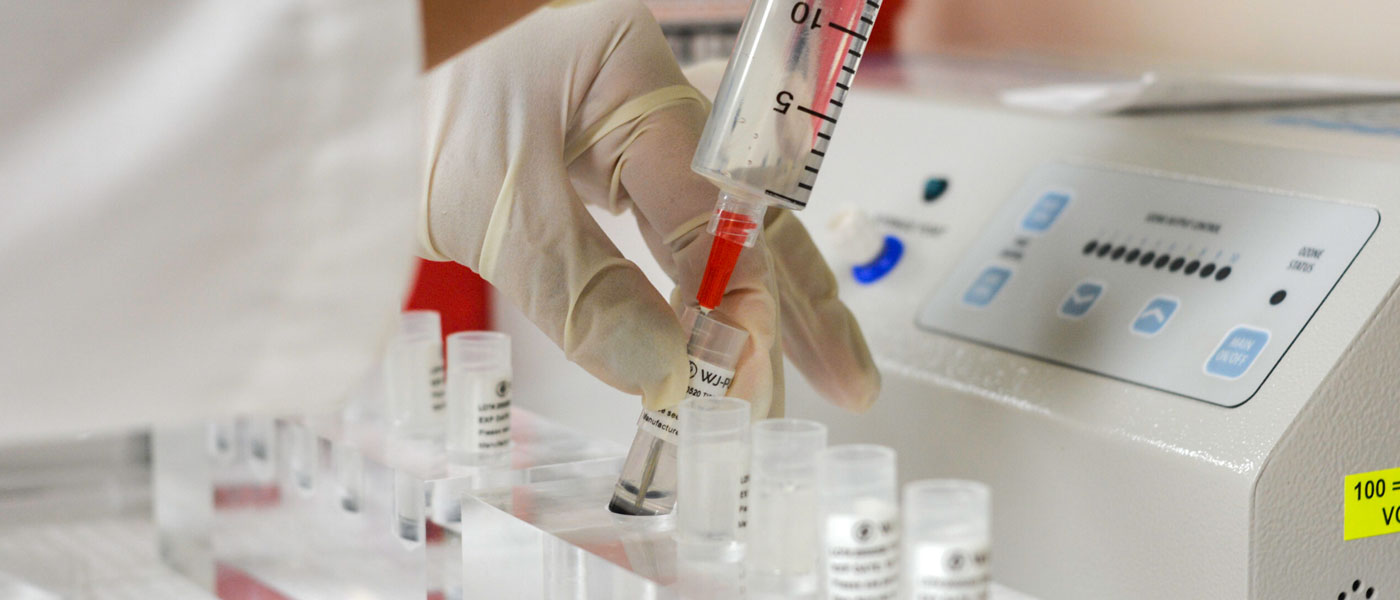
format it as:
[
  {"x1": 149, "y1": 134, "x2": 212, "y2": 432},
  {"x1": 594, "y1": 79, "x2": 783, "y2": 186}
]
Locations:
[
  {"x1": 962, "y1": 266, "x2": 1013, "y2": 308},
  {"x1": 1204, "y1": 326, "x2": 1271, "y2": 380},
  {"x1": 1058, "y1": 280, "x2": 1105, "y2": 319},
  {"x1": 1131, "y1": 296, "x2": 1180, "y2": 337},
  {"x1": 1020, "y1": 191, "x2": 1071, "y2": 233}
]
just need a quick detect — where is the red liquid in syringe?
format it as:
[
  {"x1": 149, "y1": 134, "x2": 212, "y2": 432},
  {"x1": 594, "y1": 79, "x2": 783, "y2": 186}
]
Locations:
[{"x1": 696, "y1": 211, "x2": 759, "y2": 311}]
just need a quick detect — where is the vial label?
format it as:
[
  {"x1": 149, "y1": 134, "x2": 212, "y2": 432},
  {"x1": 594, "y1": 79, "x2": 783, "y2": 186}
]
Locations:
[
  {"x1": 825, "y1": 503, "x2": 900, "y2": 600},
  {"x1": 636, "y1": 357, "x2": 734, "y2": 445},
  {"x1": 908, "y1": 540, "x2": 990, "y2": 600},
  {"x1": 737, "y1": 472, "x2": 749, "y2": 531},
  {"x1": 386, "y1": 340, "x2": 445, "y2": 427},
  {"x1": 430, "y1": 354, "x2": 446, "y2": 412},
  {"x1": 476, "y1": 376, "x2": 511, "y2": 451}
]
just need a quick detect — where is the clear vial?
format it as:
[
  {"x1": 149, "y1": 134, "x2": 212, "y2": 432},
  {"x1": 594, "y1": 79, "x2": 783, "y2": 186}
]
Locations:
[
  {"x1": 283, "y1": 419, "x2": 317, "y2": 494},
  {"x1": 676, "y1": 396, "x2": 751, "y2": 560},
  {"x1": 903, "y1": 480, "x2": 991, "y2": 600},
  {"x1": 393, "y1": 470, "x2": 425, "y2": 546},
  {"x1": 384, "y1": 310, "x2": 445, "y2": 437},
  {"x1": 819, "y1": 444, "x2": 899, "y2": 600},
  {"x1": 747, "y1": 418, "x2": 828, "y2": 597},
  {"x1": 608, "y1": 308, "x2": 749, "y2": 516},
  {"x1": 334, "y1": 441, "x2": 364, "y2": 514},
  {"x1": 444, "y1": 331, "x2": 512, "y2": 463},
  {"x1": 243, "y1": 417, "x2": 277, "y2": 482},
  {"x1": 207, "y1": 420, "x2": 237, "y2": 464}
]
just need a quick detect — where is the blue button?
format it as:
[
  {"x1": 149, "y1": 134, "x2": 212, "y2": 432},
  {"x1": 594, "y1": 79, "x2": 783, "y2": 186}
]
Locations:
[
  {"x1": 1021, "y1": 191, "x2": 1071, "y2": 233},
  {"x1": 1058, "y1": 280, "x2": 1105, "y2": 319},
  {"x1": 1204, "y1": 326, "x2": 1271, "y2": 380},
  {"x1": 962, "y1": 266, "x2": 1012, "y2": 307},
  {"x1": 1131, "y1": 296, "x2": 1180, "y2": 337},
  {"x1": 852, "y1": 236, "x2": 904, "y2": 284}
]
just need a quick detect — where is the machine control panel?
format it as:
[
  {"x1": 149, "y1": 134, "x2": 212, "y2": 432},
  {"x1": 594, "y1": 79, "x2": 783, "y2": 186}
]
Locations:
[{"x1": 916, "y1": 163, "x2": 1378, "y2": 407}]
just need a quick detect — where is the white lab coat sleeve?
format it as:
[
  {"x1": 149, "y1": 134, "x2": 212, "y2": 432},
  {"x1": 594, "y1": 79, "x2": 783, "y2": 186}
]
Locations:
[{"x1": 0, "y1": 0, "x2": 422, "y2": 441}]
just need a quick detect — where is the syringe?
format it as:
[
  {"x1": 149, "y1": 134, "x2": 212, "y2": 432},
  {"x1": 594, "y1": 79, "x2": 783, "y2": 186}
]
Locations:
[{"x1": 691, "y1": 0, "x2": 882, "y2": 310}]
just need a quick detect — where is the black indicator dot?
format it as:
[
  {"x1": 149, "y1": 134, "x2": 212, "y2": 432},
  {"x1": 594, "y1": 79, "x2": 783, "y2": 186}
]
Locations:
[
  {"x1": 1125, "y1": 249, "x2": 1141, "y2": 262},
  {"x1": 1339, "y1": 593, "x2": 1347, "y2": 600},
  {"x1": 1215, "y1": 266, "x2": 1232, "y2": 281},
  {"x1": 1270, "y1": 290, "x2": 1286, "y2": 305},
  {"x1": 1083, "y1": 240, "x2": 1098, "y2": 255},
  {"x1": 1097, "y1": 244, "x2": 1113, "y2": 258},
  {"x1": 1366, "y1": 587, "x2": 1374, "y2": 598},
  {"x1": 923, "y1": 177, "x2": 949, "y2": 202},
  {"x1": 1140, "y1": 251, "x2": 1156, "y2": 266},
  {"x1": 1111, "y1": 246, "x2": 1127, "y2": 260},
  {"x1": 1169, "y1": 257, "x2": 1185, "y2": 272},
  {"x1": 1184, "y1": 260, "x2": 1200, "y2": 275},
  {"x1": 1354, "y1": 581, "x2": 1361, "y2": 592},
  {"x1": 1155, "y1": 254, "x2": 1171, "y2": 269},
  {"x1": 1200, "y1": 263, "x2": 1216, "y2": 278}
]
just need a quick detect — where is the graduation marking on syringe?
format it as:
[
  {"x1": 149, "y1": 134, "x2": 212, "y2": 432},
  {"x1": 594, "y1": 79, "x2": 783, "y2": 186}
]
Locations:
[
  {"x1": 797, "y1": 105, "x2": 837, "y2": 123},
  {"x1": 764, "y1": 189, "x2": 807, "y2": 206},
  {"x1": 828, "y1": 23, "x2": 867, "y2": 41}
]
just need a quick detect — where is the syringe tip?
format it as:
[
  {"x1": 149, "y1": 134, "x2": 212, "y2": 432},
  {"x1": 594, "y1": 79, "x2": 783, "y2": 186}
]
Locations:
[{"x1": 696, "y1": 209, "x2": 758, "y2": 311}]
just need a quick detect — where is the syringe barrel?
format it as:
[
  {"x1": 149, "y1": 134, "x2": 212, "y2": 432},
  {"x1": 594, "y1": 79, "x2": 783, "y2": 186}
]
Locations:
[{"x1": 692, "y1": 0, "x2": 880, "y2": 211}]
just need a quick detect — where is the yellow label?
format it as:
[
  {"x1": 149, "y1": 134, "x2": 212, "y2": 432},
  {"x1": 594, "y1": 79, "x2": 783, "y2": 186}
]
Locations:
[{"x1": 1344, "y1": 467, "x2": 1400, "y2": 541}]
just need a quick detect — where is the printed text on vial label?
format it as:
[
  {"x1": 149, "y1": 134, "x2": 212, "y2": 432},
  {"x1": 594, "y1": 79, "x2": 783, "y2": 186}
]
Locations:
[
  {"x1": 476, "y1": 377, "x2": 511, "y2": 450},
  {"x1": 826, "y1": 505, "x2": 900, "y2": 600}
]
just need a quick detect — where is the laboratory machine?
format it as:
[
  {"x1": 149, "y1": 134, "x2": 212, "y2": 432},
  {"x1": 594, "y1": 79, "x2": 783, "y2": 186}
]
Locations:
[
  {"x1": 778, "y1": 58, "x2": 1400, "y2": 598},
  {"x1": 507, "y1": 57, "x2": 1400, "y2": 598}
]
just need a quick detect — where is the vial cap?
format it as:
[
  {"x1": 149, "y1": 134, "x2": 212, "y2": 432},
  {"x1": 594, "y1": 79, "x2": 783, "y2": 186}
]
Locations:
[
  {"x1": 820, "y1": 444, "x2": 897, "y2": 504},
  {"x1": 684, "y1": 308, "x2": 747, "y2": 369},
  {"x1": 446, "y1": 331, "x2": 511, "y2": 373},
  {"x1": 398, "y1": 310, "x2": 442, "y2": 340},
  {"x1": 751, "y1": 418, "x2": 827, "y2": 477},
  {"x1": 904, "y1": 479, "x2": 990, "y2": 540},
  {"x1": 679, "y1": 396, "x2": 750, "y2": 442}
]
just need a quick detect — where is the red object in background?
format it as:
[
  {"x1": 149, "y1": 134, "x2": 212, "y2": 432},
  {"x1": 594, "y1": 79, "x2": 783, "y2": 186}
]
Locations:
[
  {"x1": 216, "y1": 564, "x2": 293, "y2": 600},
  {"x1": 403, "y1": 259, "x2": 493, "y2": 335},
  {"x1": 864, "y1": 0, "x2": 903, "y2": 55}
]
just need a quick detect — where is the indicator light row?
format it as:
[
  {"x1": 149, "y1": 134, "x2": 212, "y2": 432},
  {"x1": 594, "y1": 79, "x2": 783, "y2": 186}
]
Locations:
[{"x1": 1082, "y1": 240, "x2": 1232, "y2": 281}]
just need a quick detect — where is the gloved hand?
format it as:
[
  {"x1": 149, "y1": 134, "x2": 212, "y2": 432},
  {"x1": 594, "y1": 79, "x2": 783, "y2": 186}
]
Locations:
[{"x1": 420, "y1": 0, "x2": 879, "y2": 419}]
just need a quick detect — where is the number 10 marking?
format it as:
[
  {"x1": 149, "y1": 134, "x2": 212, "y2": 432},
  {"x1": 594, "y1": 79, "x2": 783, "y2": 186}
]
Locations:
[{"x1": 790, "y1": 1, "x2": 823, "y2": 28}]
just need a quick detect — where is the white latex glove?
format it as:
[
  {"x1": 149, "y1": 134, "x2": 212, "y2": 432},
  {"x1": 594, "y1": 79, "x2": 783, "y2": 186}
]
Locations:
[{"x1": 421, "y1": 0, "x2": 878, "y2": 418}]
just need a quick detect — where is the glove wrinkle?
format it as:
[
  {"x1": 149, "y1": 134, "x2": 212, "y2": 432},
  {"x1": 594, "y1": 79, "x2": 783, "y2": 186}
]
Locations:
[
  {"x1": 664, "y1": 213, "x2": 712, "y2": 246},
  {"x1": 564, "y1": 85, "x2": 705, "y2": 164},
  {"x1": 560, "y1": 255, "x2": 643, "y2": 356}
]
